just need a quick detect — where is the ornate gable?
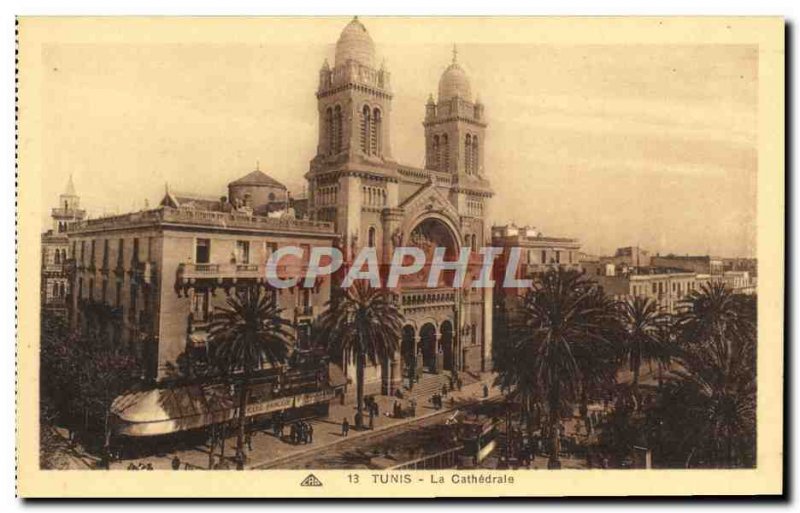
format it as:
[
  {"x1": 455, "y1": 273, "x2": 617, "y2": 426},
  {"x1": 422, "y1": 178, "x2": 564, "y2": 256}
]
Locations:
[{"x1": 399, "y1": 180, "x2": 460, "y2": 224}]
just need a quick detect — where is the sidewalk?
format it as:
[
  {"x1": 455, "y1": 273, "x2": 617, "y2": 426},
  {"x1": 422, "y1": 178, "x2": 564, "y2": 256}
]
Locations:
[{"x1": 110, "y1": 372, "x2": 502, "y2": 470}]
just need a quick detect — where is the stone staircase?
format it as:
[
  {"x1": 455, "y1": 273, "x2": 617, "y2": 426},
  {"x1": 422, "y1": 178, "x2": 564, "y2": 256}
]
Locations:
[{"x1": 403, "y1": 371, "x2": 460, "y2": 402}]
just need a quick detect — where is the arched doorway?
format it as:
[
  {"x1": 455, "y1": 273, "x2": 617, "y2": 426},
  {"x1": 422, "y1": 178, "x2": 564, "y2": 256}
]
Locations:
[
  {"x1": 440, "y1": 320, "x2": 454, "y2": 372},
  {"x1": 404, "y1": 216, "x2": 460, "y2": 288},
  {"x1": 419, "y1": 323, "x2": 438, "y2": 373}
]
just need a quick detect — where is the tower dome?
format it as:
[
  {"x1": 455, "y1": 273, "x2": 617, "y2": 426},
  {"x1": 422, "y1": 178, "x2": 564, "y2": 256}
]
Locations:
[
  {"x1": 438, "y1": 47, "x2": 472, "y2": 102},
  {"x1": 335, "y1": 17, "x2": 375, "y2": 68}
]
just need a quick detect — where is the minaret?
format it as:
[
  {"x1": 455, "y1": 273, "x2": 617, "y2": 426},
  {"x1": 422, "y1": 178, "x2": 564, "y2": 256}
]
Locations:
[{"x1": 52, "y1": 175, "x2": 85, "y2": 233}]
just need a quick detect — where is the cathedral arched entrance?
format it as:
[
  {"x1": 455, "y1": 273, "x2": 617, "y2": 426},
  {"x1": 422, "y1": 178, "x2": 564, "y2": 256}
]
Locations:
[
  {"x1": 419, "y1": 323, "x2": 438, "y2": 373},
  {"x1": 440, "y1": 320, "x2": 454, "y2": 371}
]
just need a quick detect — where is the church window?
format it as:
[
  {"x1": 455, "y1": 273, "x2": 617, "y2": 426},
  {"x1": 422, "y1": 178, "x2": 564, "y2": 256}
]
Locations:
[
  {"x1": 465, "y1": 134, "x2": 472, "y2": 174},
  {"x1": 371, "y1": 108, "x2": 382, "y2": 155},
  {"x1": 360, "y1": 105, "x2": 371, "y2": 154},
  {"x1": 432, "y1": 136, "x2": 440, "y2": 170},
  {"x1": 333, "y1": 105, "x2": 343, "y2": 154},
  {"x1": 472, "y1": 136, "x2": 479, "y2": 174},
  {"x1": 441, "y1": 134, "x2": 449, "y2": 172},
  {"x1": 325, "y1": 107, "x2": 333, "y2": 155}
]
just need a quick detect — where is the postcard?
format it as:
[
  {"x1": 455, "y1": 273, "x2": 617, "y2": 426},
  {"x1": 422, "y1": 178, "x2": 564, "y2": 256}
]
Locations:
[{"x1": 16, "y1": 16, "x2": 784, "y2": 497}]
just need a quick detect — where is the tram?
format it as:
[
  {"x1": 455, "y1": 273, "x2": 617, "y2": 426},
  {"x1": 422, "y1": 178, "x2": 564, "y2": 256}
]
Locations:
[{"x1": 456, "y1": 417, "x2": 501, "y2": 467}]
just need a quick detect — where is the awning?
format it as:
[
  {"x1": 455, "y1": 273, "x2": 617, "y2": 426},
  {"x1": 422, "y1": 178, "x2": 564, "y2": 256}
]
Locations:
[{"x1": 110, "y1": 382, "x2": 336, "y2": 437}]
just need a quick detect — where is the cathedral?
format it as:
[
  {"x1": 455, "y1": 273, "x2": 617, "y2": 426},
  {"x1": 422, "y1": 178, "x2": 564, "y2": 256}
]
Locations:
[{"x1": 308, "y1": 18, "x2": 494, "y2": 392}]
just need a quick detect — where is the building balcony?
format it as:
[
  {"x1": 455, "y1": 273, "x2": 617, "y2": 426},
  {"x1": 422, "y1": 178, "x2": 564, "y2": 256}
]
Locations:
[
  {"x1": 178, "y1": 262, "x2": 265, "y2": 282},
  {"x1": 51, "y1": 207, "x2": 86, "y2": 219}
]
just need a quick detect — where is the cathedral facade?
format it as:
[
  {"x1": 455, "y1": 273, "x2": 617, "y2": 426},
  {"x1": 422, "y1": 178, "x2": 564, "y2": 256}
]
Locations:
[{"x1": 307, "y1": 18, "x2": 494, "y2": 394}]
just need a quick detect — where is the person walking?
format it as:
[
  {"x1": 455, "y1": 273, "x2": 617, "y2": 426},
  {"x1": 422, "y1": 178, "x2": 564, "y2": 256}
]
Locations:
[
  {"x1": 245, "y1": 431, "x2": 253, "y2": 451},
  {"x1": 307, "y1": 423, "x2": 314, "y2": 443},
  {"x1": 342, "y1": 417, "x2": 350, "y2": 437},
  {"x1": 368, "y1": 408, "x2": 375, "y2": 430}
]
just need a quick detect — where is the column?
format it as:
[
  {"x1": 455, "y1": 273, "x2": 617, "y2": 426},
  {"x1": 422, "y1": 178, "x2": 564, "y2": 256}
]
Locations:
[{"x1": 389, "y1": 350, "x2": 402, "y2": 395}]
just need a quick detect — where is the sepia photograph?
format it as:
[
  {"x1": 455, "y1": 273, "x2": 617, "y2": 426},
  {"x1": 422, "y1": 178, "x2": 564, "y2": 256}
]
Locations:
[{"x1": 15, "y1": 15, "x2": 784, "y2": 498}]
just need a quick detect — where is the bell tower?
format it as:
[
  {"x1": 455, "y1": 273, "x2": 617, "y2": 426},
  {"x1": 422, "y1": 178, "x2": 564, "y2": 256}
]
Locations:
[
  {"x1": 315, "y1": 17, "x2": 393, "y2": 160},
  {"x1": 424, "y1": 47, "x2": 487, "y2": 178}
]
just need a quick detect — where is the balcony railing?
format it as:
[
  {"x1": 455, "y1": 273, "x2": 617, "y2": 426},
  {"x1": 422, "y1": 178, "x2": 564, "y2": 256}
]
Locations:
[
  {"x1": 179, "y1": 262, "x2": 265, "y2": 281},
  {"x1": 401, "y1": 288, "x2": 457, "y2": 309},
  {"x1": 70, "y1": 206, "x2": 335, "y2": 236}
]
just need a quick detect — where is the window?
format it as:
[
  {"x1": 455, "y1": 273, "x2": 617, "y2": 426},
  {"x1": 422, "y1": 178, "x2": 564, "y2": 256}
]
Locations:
[
  {"x1": 465, "y1": 134, "x2": 472, "y2": 174},
  {"x1": 471, "y1": 136, "x2": 479, "y2": 173},
  {"x1": 265, "y1": 241, "x2": 278, "y2": 262},
  {"x1": 368, "y1": 227, "x2": 376, "y2": 248},
  {"x1": 54, "y1": 250, "x2": 60, "y2": 264},
  {"x1": 132, "y1": 238, "x2": 140, "y2": 264},
  {"x1": 102, "y1": 279, "x2": 108, "y2": 302},
  {"x1": 102, "y1": 240, "x2": 109, "y2": 269},
  {"x1": 555, "y1": 251, "x2": 561, "y2": 264},
  {"x1": 81, "y1": 241, "x2": 86, "y2": 264},
  {"x1": 541, "y1": 250, "x2": 547, "y2": 264},
  {"x1": 372, "y1": 108, "x2": 381, "y2": 155},
  {"x1": 333, "y1": 105, "x2": 343, "y2": 154},
  {"x1": 441, "y1": 134, "x2": 449, "y2": 172},
  {"x1": 52, "y1": 282, "x2": 59, "y2": 299},
  {"x1": 116, "y1": 282, "x2": 122, "y2": 307},
  {"x1": 117, "y1": 239, "x2": 124, "y2": 268},
  {"x1": 195, "y1": 239, "x2": 210, "y2": 264},
  {"x1": 90, "y1": 240, "x2": 96, "y2": 266},
  {"x1": 432, "y1": 135, "x2": 440, "y2": 170},
  {"x1": 191, "y1": 290, "x2": 210, "y2": 322},
  {"x1": 78, "y1": 278, "x2": 83, "y2": 299},
  {"x1": 652, "y1": 283, "x2": 657, "y2": 294},
  {"x1": 360, "y1": 105, "x2": 371, "y2": 154},
  {"x1": 235, "y1": 240, "x2": 250, "y2": 264},
  {"x1": 325, "y1": 107, "x2": 334, "y2": 155}
]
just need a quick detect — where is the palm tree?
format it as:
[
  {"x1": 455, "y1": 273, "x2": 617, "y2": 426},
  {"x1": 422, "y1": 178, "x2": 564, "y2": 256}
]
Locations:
[
  {"x1": 619, "y1": 296, "x2": 671, "y2": 408},
  {"x1": 572, "y1": 287, "x2": 622, "y2": 429},
  {"x1": 653, "y1": 282, "x2": 757, "y2": 468},
  {"x1": 208, "y1": 286, "x2": 294, "y2": 467},
  {"x1": 500, "y1": 269, "x2": 617, "y2": 469},
  {"x1": 315, "y1": 281, "x2": 403, "y2": 429},
  {"x1": 677, "y1": 280, "x2": 755, "y2": 349}
]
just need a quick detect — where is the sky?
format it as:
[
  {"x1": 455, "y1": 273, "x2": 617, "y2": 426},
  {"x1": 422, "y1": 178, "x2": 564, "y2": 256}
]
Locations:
[{"x1": 38, "y1": 18, "x2": 758, "y2": 257}]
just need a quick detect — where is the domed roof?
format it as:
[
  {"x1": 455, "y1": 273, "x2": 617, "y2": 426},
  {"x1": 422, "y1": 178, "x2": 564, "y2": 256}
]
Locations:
[
  {"x1": 335, "y1": 17, "x2": 375, "y2": 67},
  {"x1": 438, "y1": 49, "x2": 472, "y2": 102}
]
